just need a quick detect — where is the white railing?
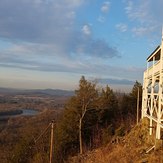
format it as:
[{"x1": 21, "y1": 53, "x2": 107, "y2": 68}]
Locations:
[{"x1": 144, "y1": 60, "x2": 161, "y2": 77}]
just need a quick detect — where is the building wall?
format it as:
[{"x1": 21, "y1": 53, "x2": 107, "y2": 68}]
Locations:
[{"x1": 142, "y1": 41, "x2": 163, "y2": 140}]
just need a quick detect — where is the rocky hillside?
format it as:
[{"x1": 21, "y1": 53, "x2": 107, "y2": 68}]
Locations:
[{"x1": 68, "y1": 118, "x2": 163, "y2": 163}]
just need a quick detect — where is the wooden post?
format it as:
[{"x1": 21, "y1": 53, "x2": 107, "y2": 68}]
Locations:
[
  {"x1": 50, "y1": 120, "x2": 54, "y2": 163},
  {"x1": 137, "y1": 87, "x2": 140, "y2": 125}
]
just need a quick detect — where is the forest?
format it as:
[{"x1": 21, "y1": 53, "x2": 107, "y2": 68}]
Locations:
[
  {"x1": 53, "y1": 76, "x2": 142, "y2": 162},
  {"x1": 0, "y1": 76, "x2": 142, "y2": 163}
]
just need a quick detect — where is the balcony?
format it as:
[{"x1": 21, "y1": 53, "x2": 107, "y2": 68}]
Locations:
[{"x1": 144, "y1": 60, "x2": 161, "y2": 78}]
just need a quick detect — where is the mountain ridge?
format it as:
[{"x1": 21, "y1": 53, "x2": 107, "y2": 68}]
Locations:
[{"x1": 0, "y1": 87, "x2": 74, "y2": 96}]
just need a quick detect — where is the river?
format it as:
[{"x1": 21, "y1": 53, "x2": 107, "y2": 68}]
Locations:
[
  {"x1": 0, "y1": 109, "x2": 39, "y2": 120},
  {"x1": 21, "y1": 109, "x2": 39, "y2": 116}
]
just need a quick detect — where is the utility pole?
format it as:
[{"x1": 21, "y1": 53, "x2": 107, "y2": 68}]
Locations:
[
  {"x1": 34, "y1": 120, "x2": 55, "y2": 163},
  {"x1": 137, "y1": 87, "x2": 140, "y2": 125},
  {"x1": 50, "y1": 120, "x2": 54, "y2": 163}
]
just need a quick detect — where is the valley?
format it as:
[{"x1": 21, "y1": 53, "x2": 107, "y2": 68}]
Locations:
[{"x1": 0, "y1": 88, "x2": 73, "y2": 162}]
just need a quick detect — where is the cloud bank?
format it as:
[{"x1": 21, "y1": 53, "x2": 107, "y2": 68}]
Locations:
[
  {"x1": 98, "y1": 78, "x2": 134, "y2": 85},
  {"x1": 0, "y1": 0, "x2": 120, "y2": 75}
]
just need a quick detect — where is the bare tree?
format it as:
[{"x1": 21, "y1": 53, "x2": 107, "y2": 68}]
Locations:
[{"x1": 75, "y1": 76, "x2": 98, "y2": 154}]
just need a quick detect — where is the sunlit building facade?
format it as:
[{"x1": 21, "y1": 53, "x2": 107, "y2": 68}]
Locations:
[{"x1": 142, "y1": 36, "x2": 163, "y2": 140}]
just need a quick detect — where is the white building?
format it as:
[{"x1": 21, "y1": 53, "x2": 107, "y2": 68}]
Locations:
[{"x1": 142, "y1": 35, "x2": 163, "y2": 140}]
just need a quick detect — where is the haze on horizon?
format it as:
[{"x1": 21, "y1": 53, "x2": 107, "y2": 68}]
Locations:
[{"x1": 0, "y1": 0, "x2": 163, "y2": 92}]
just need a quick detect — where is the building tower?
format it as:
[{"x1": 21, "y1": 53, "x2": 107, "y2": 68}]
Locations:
[{"x1": 142, "y1": 33, "x2": 163, "y2": 139}]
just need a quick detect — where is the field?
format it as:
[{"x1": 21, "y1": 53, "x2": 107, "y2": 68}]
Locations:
[{"x1": 0, "y1": 88, "x2": 72, "y2": 162}]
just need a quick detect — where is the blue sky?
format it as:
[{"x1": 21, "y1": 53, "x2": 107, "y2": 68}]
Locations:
[{"x1": 0, "y1": 0, "x2": 163, "y2": 92}]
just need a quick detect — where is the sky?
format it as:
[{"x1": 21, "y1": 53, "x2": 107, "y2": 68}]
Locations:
[{"x1": 0, "y1": 0, "x2": 163, "y2": 92}]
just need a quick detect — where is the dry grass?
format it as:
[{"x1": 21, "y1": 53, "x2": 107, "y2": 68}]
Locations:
[{"x1": 68, "y1": 118, "x2": 163, "y2": 163}]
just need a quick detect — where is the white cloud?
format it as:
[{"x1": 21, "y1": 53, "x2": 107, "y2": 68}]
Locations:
[
  {"x1": 101, "y1": 1, "x2": 110, "y2": 13},
  {"x1": 82, "y1": 24, "x2": 91, "y2": 35},
  {"x1": 116, "y1": 23, "x2": 128, "y2": 32},
  {"x1": 132, "y1": 27, "x2": 149, "y2": 36},
  {"x1": 125, "y1": 0, "x2": 133, "y2": 14},
  {"x1": 132, "y1": 26, "x2": 157, "y2": 37},
  {"x1": 98, "y1": 1, "x2": 110, "y2": 24},
  {"x1": 98, "y1": 16, "x2": 105, "y2": 23},
  {"x1": 124, "y1": 0, "x2": 163, "y2": 36},
  {"x1": 125, "y1": 0, "x2": 149, "y2": 22}
]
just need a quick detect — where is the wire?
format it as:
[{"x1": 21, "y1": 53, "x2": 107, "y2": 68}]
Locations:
[{"x1": 34, "y1": 123, "x2": 51, "y2": 143}]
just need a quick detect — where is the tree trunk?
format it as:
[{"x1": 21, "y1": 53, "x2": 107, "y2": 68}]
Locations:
[
  {"x1": 79, "y1": 106, "x2": 87, "y2": 155},
  {"x1": 79, "y1": 118, "x2": 83, "y2": 154}
]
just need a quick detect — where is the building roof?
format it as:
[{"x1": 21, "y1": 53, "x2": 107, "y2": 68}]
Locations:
[{"x1": 147, "y1": 45, "x2": 161, "y2": 62}]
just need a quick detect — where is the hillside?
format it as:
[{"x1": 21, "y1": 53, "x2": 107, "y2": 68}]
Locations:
[
  {"x1": 0, "y1": 87, "x2": 74, "y2": 96},
  {"x1": 68, "y1": 118, "x2": 163, "y2": 163}
]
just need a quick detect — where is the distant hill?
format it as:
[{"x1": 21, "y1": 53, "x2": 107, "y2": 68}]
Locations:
[{"x1": 0, "y1": 87, "x2": 74, "y2": 96}]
